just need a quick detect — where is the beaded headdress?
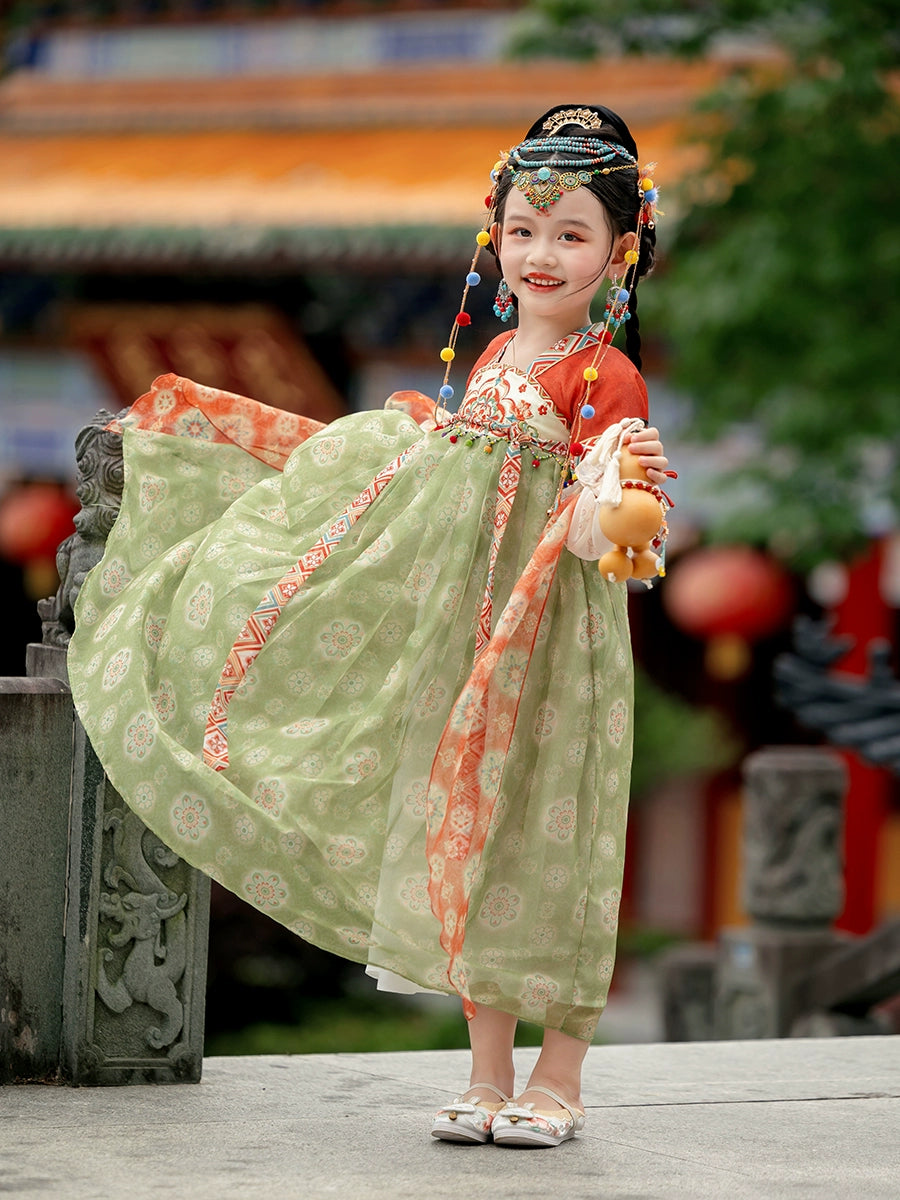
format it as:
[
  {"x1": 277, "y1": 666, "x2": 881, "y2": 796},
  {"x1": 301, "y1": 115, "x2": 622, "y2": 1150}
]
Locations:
[
  {"x1": 435, "y1": 103, "x2": 661, "y2": 475},
  {"x1": 505, "y1": 135, "x2": 637, "y2": 214}
]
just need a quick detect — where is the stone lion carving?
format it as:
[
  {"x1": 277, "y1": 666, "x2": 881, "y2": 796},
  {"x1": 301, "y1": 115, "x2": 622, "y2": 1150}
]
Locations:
[{"x1": 37, "y1": 408, "x2": 129, "y2": 647}]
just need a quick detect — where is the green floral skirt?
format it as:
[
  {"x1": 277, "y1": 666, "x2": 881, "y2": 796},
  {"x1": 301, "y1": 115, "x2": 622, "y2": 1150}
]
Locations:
[{"x1": 69, "y1": 391, "x2": 635, "y2": 1040}]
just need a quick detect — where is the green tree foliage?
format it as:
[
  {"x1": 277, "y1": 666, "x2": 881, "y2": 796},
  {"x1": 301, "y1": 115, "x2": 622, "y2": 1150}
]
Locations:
[
  {"x1": 510, "y1": 1, "x2": 900, "y2": 567},
  {"x1": 631, "y1": 665, "x2": 740, "y2": 798}
]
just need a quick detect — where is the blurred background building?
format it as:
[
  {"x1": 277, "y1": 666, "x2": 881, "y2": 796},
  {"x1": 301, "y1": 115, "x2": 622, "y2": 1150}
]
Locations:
[{"x1": 0, "y1": 0, "x2": 896, "y2": 1049}]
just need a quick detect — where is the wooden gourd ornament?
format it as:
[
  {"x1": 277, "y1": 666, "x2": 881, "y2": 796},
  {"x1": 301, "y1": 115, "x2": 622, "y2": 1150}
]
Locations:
[{"x1": 597, "y1": 448, "x2": 664, "y2": 583}]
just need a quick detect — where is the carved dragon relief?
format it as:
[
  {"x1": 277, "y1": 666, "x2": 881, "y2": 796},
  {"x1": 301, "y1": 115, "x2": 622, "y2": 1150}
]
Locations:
[
  {"x1": 741, "y1": 764, "x2": 845, "y2": 923},
  {"x1": 96, "y1": 804, "x2": 189, "y2": 1049}
]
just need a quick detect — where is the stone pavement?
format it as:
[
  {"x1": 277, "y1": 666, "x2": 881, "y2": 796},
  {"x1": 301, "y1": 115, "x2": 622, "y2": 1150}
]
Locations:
[{"x1": 2, "y1": 1036, "x2": 898, "y2": 1200}]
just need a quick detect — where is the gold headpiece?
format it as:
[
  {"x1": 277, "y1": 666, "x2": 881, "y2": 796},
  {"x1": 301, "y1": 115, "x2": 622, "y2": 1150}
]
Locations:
[{"x1": 541, "y1": 107, "x2": 606, "y2": 136}]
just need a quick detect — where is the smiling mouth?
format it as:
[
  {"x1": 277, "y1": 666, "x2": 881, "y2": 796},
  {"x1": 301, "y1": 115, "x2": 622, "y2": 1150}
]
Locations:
[{"x1": 523, "y1": 275, "x2": 563, "y2": 289}]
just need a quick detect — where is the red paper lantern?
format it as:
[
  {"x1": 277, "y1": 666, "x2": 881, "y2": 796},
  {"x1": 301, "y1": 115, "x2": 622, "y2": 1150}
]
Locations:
[
  {"x1": 663, "y1": 545, "x2": 794, "y2": 677},
  {"x1": 0, "y1": 482, "x2": 79, "y2": 565}
]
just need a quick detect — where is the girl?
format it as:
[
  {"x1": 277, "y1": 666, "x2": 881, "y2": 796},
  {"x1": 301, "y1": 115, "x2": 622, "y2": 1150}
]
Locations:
[{"x1": 67, "y1": 102, "x2": 670, "y2": 1149}]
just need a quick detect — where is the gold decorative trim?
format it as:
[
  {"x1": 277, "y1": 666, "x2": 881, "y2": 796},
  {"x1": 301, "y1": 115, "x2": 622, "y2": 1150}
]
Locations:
[{"x1": 541, "y1": 107, "x2": 605, "y2": 136}]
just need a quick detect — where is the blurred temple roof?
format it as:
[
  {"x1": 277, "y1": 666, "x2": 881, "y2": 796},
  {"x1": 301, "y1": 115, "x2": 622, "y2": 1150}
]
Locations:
[{"x1": 0, "y1": 44, "x2": 728, "y2": 271}]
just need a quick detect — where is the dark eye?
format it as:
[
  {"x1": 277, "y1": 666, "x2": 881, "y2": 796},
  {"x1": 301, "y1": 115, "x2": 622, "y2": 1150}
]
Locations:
[
  {"x1": 508, "y1": 226, "x2": 531, "y2": 238},
  {"x1": 561, "y1": 232, "x2": 583, "y2": 242}
]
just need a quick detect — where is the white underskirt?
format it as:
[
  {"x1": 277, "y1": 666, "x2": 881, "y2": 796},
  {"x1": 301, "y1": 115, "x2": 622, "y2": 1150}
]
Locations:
[{"x1": 365, "y1": 965, "x2": 443, "y2": 995}]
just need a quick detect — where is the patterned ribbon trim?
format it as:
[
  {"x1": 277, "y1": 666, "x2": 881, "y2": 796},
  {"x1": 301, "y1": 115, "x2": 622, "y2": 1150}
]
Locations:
[
  {"x1": 425, "y1": 498, "x2": 575, "y2": 1019},
  {"x1": 529, "y1": 324, "x2": 607, "y2": 375},
  {"x1": 473, "y1": 447, "x2": 522, "y2": 659},
  {"x1": 445, "y1": 414, "x2": 570, "y2": 467},
  {"x1": 203, "y1": 448, "x2": 412, "y2": 771}
]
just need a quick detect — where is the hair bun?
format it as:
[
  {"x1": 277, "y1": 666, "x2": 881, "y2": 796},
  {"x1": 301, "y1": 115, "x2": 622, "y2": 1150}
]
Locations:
[{"x1": 524, "y1": 104, "x2": 638, "y2": 160}]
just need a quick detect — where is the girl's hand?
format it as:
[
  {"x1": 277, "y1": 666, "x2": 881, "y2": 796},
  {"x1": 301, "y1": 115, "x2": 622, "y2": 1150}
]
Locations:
[{"x1": 623, "y1": 426, "x2": 673, "y2": 487}]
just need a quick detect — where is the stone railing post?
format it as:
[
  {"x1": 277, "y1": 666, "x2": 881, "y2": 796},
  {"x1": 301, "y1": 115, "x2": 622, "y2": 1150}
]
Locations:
[
  {"x1": 1, "y1": 409, "x2": 211, "y2": 1085},
  {"x1": 59, "y1": 648, "x2": 211, "y2": 1084},
  {"x1": 0, "y1": 676, "x2": 73, "y2": 1083},
  {"x1": 714, "y1": 746, "x2": 849, "y2": 1039}
]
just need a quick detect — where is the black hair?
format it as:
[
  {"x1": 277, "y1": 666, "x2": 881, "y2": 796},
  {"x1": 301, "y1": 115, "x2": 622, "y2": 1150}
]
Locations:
[{"x1": 488, "y1": 104, "x2": 656, "y2": 372}]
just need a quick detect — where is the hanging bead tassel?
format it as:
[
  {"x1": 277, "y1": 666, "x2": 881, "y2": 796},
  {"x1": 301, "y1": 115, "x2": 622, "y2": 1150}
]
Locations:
[{"x1": 493, "y1": 279, "x2": 514, "y2": 323}]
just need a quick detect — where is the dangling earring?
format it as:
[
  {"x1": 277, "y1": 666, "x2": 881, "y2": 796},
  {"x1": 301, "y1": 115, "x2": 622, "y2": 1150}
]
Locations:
[
  {"x1": 493, "y1": 279, "x2": 513, "y2": 323},
  {"x1": 604, "y1": 279, "x2": 631, "y2": 330}
]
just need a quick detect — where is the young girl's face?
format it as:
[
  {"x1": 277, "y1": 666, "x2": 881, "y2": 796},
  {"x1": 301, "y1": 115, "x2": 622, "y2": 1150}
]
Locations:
[{"x1": 493, "y1": 186, "x2": 633, "y2": 332}]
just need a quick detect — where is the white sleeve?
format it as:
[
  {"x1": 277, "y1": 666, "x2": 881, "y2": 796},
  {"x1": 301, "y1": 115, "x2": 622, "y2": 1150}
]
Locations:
[{"x1": 564, "y1": 417, "x2": 646, "y2": 561}]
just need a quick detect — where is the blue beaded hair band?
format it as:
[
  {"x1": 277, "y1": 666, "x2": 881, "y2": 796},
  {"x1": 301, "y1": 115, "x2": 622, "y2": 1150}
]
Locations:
[{"x1": 508, "y1": 136, "x2": 637, "y2": 171}]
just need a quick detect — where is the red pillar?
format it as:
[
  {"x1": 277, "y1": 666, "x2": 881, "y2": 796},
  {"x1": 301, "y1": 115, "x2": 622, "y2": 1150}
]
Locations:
[{"x1": 830, "y1": 539, "x2": 894, "y2": 935}]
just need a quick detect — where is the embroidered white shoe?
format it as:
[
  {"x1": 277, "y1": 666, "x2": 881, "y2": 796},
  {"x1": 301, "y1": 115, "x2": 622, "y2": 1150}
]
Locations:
[
  {"x1": 431, "y1": 1083, "x2": 512, "y2": 1144},
  {"x1": 491, "y1": 1085, "x2": 585, "y2": 1148}
]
